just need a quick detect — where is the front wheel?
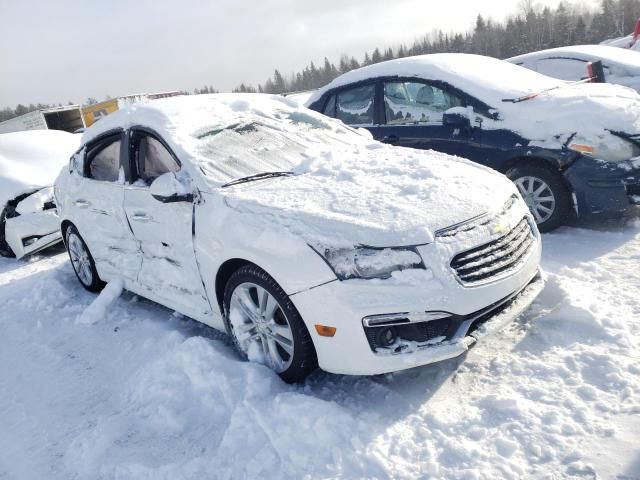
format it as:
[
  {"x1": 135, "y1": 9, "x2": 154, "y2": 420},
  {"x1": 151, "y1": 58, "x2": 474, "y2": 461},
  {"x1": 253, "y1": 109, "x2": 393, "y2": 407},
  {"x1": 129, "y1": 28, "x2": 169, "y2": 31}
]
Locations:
[
  {"x1": 65, "y1": 225, "x2": 104, "y2": 292},
  {"x1": 506, "y1": 164, "x2": 572, "y2": 232},
  {"x1": 223, "y1": 265, "x2": 317, "y2": 383}
]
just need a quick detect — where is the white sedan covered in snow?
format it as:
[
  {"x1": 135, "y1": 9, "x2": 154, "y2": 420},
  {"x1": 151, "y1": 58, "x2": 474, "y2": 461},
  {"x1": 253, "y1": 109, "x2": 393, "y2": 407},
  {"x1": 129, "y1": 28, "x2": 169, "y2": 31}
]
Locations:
[
  {"x1": 508, "y1": 45, "x2": 640, "y2": 93},
  {"x1": 0, "y1": 130, "x2": 80, "y2": 258},
  {"x1": 55, "y1": 94, "x2": 543, "y2": 382}
]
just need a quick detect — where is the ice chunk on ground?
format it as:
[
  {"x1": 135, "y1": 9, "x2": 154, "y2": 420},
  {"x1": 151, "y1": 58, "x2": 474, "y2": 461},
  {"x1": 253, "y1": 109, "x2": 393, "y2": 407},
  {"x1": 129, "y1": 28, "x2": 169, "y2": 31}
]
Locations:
[{"x1": 76, "y1": 279, "x2": 124, "y2": 325}]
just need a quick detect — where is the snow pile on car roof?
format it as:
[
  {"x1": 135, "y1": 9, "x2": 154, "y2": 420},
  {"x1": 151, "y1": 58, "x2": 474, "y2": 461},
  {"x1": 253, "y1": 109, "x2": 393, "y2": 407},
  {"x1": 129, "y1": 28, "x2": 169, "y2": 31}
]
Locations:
[
  {"x1": 83, "y1": 94, "x2": 517, "y2": 244},
  {"x1": 0, "y1": 130, "x2": 80, "y2": 206},
  {"x1": 307, "y1": 54, "x2": 640, "y2": 149}
]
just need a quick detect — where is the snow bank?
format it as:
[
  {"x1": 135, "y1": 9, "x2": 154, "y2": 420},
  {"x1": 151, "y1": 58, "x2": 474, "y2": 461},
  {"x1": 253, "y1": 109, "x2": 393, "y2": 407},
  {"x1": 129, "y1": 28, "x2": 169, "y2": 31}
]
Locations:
[
  {"x1": 0, "y1": 223, "x2": 639, "y2": 478},
  {"x1": 0, "y1": 130, "x2": 80, "y2": 206}
]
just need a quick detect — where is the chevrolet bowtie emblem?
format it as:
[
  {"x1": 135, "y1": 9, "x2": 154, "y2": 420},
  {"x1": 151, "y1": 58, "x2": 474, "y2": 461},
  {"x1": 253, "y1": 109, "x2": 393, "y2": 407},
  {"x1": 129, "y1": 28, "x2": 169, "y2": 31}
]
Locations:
[{"x1": 492, "y1": 223, "x2": 509, "y2": 235}]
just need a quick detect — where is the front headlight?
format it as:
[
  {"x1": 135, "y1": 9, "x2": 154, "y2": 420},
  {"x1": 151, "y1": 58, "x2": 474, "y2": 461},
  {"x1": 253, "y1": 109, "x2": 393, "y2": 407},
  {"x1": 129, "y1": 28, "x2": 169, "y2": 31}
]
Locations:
[
  {"x1": 569, "y1": 134, "x2": 640, "y2": 163},
  {"x1": 312, "y1": 245, "x2": 426, "y2": 280}
]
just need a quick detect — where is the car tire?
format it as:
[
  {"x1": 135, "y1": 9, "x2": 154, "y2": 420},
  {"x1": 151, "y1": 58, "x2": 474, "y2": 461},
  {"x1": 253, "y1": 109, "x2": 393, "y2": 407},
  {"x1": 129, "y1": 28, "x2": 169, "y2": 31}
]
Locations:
[
  {"x1": 223, "y1": 264, "x2": 318, "y2": 383},
  {"x1": 65, "y1": 225, "x2": 105, "y2": 292},
  {"x1": 506, "y1": 164, "x2": 572, "y2": 232}
]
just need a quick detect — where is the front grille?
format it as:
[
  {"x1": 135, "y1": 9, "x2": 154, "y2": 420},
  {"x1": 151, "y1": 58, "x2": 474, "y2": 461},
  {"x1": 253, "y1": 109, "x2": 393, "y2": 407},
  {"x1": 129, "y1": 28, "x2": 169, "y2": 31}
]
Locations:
[{"x1": 450, "y1": 217, "x2": 534, "y2": 284}]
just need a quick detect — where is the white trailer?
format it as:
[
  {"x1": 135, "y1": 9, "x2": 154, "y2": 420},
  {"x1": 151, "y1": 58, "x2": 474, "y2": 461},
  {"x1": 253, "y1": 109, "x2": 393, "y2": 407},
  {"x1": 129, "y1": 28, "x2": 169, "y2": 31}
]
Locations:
[{"x1": 0, "y1": 105, "x2": 85, "y2": 134}]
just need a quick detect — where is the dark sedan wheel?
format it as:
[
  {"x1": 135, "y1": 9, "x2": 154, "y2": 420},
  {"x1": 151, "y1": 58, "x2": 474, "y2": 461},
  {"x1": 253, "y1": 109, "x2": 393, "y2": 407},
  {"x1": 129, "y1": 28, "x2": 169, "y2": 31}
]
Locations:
[
  {"x1": 223, "y1": 264, "x2": 317, "y2": 383},
  {"x1": 65, "y1": 225, "x2": 104, "y2": 292},
  {"x1": 507, "y1": 164, "x2": 572, "y2": 232}
]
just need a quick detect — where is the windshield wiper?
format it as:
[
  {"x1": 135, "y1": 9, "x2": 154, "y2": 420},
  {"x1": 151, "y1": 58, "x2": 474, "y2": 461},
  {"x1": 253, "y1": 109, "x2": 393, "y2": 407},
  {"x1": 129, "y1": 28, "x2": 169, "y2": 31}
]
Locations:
[{"x1": 222, "y1": 171, "x2": 294, "y2": 188}]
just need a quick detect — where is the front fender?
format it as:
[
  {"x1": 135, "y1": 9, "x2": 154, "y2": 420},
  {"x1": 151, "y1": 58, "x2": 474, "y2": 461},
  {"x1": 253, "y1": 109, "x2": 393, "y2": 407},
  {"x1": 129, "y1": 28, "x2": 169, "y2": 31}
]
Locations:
[{"x1": 194, "y1": 193, "x2": 337, "y2": 304}]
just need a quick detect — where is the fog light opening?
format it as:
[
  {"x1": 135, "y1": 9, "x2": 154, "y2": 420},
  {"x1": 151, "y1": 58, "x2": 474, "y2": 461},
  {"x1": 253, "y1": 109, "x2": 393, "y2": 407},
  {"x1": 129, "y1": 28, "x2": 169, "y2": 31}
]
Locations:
[{"x1": 376, "y1": 326, "x2": 397, "y2": 348}]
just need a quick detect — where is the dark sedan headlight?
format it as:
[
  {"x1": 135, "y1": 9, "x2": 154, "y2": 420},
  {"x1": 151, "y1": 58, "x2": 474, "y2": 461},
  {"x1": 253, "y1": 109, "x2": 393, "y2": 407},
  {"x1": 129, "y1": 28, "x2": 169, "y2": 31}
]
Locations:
[
  {"x1": 569, "y1": 134, "x2": 640, "y2": 163},
  {"x1": 312, "y1": 245, "x2": 426, "y2": 280}
]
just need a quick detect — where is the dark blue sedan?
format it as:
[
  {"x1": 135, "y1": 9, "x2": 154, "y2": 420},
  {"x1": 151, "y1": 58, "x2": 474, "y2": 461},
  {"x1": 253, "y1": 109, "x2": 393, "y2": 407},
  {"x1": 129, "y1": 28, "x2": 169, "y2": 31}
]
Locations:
[{"x1": 306, "y1": 54, "x2": 640, "y2": 231}]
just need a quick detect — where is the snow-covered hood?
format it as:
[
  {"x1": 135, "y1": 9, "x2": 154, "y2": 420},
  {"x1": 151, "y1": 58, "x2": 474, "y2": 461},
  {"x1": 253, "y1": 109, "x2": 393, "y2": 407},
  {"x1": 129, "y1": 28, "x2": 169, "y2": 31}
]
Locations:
[
  {"x1": 221, "y1": 145, "x2": 516, "y2": 247},
  {"x1": 493, "y1": 82, "x2": 640, "y2": 150},
  {"x1": 0, "y1": 130, "x2": 80, "y2": 206}
]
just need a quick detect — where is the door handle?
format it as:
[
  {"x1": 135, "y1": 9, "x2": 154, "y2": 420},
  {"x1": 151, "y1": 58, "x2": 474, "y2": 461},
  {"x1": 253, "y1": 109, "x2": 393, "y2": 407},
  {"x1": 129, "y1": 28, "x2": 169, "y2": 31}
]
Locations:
[
  {"x1": 382, "y1": 135, "x2": 399, "y2": 144},
  {"x1": 131, "y1": 213, "x2": 152, "y2": 223},
  {"x1": 74, "y1": 199, "x2": 90, "y2": 208}
]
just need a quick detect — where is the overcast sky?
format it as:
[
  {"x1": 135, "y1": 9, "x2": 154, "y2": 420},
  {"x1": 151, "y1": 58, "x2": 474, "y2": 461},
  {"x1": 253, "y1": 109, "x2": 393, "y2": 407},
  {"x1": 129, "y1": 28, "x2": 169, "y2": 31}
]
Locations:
[{"x1": 1, "y1": 0, "x2": 598, "y2": 107}]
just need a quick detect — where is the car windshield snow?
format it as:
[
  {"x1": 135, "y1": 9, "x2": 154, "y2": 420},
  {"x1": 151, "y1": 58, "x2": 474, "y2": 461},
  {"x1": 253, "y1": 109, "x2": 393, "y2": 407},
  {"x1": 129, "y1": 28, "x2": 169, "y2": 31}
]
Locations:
[{"x1": 191, "y1": 113, "x2": 358, "y2": 183}]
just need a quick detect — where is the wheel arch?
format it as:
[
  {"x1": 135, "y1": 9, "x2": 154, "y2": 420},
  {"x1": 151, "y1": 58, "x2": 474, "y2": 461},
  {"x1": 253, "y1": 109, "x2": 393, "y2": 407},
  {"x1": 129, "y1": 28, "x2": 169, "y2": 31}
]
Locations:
[
  {"x1": 214, "y1": 258, "x2": 253, "y2": 315},
  {"x1": 60, "y1": 219, "x2": 75, "y2": 246},
  {"x1": 501, "y1": 156, "x2": 575, "y2": 195}
]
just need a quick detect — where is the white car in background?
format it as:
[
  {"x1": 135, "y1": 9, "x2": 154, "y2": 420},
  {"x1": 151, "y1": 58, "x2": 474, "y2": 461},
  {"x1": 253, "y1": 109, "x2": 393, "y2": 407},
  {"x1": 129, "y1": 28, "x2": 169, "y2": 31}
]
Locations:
[
  {"x1": 55, "y1": 94, "x2": 543, "y2": 382},
  {"x1": 507, "y1": 45, "x2": 640, "y2": 93},
  {"x1": 0, "y1": 130, "x2": 80, "y2": 258},
  {"x1": 601, "y1": 19, "x2": 640, "y2": 51}
]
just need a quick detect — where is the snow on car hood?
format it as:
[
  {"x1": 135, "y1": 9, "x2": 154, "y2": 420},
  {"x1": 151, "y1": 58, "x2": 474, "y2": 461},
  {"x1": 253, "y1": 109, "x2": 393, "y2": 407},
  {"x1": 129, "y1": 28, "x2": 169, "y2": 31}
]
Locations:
[
  {"x1": 0, "y1": 130, "x2": 80, "y2": 207},
  {"x1": 82, "y1": 93, "x2": 515, "y2": 247},
  {"x1": 307, "y1": 54, "x2": 640, "y2": 150},
  {"x1": 220, "y1": 144, "x2": 516, "y2": 247},
  {"x1": 496, "y1": 81, "x2": 640, "y2": 150}
]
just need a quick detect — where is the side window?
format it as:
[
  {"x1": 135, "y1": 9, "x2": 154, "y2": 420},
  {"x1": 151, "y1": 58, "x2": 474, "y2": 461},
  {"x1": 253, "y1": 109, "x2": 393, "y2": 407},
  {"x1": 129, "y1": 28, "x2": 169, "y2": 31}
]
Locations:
[
  {"x1": 384, "y1": 81, "x2": 463, "y2": 125},
  {"x1": 335, "y1": 85, "x2": 375, "y2": 125},
  {"x1": 535, "y1": 57, "x2": 588, "y2": 81},
  {"x1": 135, "y1": 134, "x2": 180, "y2": 185},
  {"x1": 86, "y1": 136, "x2": 121, "y2": 182}
]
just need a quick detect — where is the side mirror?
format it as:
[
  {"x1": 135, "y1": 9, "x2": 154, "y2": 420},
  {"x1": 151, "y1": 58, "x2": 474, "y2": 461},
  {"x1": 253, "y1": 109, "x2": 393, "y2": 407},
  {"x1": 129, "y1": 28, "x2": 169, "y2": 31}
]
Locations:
[
  {"x1": 149, "y1": 172, "x2": 194, "y2": 203},
  {"x1": 442, "y1": 112, "x2": 471, "y2": 128}
]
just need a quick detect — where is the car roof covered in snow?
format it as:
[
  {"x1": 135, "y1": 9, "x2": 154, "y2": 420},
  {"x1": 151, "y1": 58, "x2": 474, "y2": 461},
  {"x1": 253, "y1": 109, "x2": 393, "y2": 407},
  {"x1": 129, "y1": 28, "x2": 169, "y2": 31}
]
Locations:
[
  {"x1": 0, "y1": 130, "x2": 80, "y2": 206},
  {"x1": 508, "y1": 45, "x2": 640, "y2": 71},
  {"x1": 82, "y1": 93, "x2": 379, "y2": 184}
]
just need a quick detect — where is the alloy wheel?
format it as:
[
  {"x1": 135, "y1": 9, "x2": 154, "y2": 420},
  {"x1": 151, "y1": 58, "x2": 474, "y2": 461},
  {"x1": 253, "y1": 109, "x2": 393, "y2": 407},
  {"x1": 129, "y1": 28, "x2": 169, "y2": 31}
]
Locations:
[
  {"x1": 67, "y1": 232, "x2": 93, "y2": 286},
  {"x1": 514, "y1": 175, "x2": 556, "y2": 224},
  {"x1": 229, "y1": 282, "x2": 295, "y2": 373}
]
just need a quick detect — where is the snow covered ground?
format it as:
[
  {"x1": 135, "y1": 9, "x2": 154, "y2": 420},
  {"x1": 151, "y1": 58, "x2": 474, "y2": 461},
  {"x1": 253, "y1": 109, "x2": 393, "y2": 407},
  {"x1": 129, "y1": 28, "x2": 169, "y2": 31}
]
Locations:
[{"x1": 0, "y1": 225, "x2": 639, "y2": 479}]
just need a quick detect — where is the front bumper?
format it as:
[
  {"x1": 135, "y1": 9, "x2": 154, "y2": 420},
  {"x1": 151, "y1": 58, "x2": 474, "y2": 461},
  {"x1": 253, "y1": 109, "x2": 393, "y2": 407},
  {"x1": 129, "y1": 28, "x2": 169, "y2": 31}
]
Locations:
[
  {"x1": 291, "y1": 236, "x2": 542, "y2": 375},
  {"x1": 564, "y1": 156, "x2": 640, "y2": 221},
  {"x1": 4, "y1": 211, "x2": 62, "y2": 259}
]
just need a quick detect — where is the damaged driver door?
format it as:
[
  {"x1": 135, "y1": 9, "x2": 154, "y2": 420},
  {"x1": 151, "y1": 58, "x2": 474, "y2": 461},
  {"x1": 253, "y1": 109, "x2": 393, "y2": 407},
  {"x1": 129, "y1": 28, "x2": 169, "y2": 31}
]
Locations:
[{"x1": 123, "y1": 128, "x2": 212, "y2": 320}]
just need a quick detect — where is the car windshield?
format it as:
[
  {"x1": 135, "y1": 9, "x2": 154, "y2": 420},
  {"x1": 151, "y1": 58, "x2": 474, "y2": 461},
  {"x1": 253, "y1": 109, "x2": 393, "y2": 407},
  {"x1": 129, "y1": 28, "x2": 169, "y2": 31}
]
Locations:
[{"x1": 190, "y1": 111, "x2": 360, "y2": 183}]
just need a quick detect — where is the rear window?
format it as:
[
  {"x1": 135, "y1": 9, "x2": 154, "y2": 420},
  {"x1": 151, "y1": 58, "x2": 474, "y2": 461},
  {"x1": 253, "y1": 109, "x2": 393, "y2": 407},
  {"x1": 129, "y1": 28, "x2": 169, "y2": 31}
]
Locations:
[{"x1": 335, "y1": 85, "x2": 375, "y2": 126}]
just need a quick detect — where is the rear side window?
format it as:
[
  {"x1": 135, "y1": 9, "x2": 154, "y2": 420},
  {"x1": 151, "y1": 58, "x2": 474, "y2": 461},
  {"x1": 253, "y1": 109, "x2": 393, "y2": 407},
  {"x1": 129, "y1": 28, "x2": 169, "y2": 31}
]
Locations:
[
  {"x1": 384, "y1": 81, "x2": 463, "y2": 125},
  {"x1": 336, "y1": 85, "x2": 375, "y2": 126},
  {"x1": 134, "y1": 133, "x2": 180, "y2": 184},
  {"x1": 86, "y1": 135, "x2": 122, "y2": 182}
]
